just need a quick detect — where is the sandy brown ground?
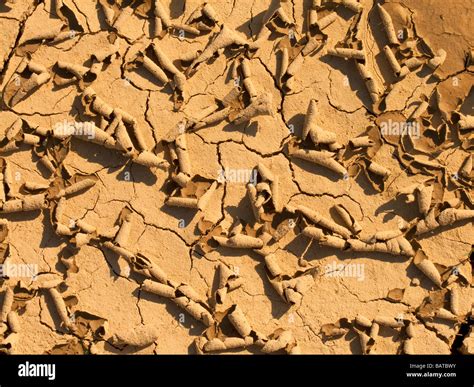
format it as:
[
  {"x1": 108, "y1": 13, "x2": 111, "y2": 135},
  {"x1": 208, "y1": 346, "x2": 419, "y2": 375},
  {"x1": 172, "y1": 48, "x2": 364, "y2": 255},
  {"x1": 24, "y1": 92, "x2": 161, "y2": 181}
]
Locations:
[{"x1": 0, "y1": 0, "x2": 473, "y2": 354}]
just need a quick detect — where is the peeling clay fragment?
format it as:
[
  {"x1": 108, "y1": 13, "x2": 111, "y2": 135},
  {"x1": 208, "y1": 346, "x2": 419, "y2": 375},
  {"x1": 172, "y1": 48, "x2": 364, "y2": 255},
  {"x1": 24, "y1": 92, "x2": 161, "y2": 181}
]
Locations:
[
  {"x1": 355, "y1": 314, "x2": 372, "y2": 328},
  {"x1": 356, "y1": 62, "x2": 380, "y2": 104},
  {"x1": 56, "y1": 61, "x2": 90, "y2": 80},
  {"x1": 317, "y1": 13, "x2": 337, "y2": 31},
  {"x1": 295, "y1": 205, "x2": 352, "y2": 239},
  {"x1": 137, "y1": 54, "x2": 169, "y2": 84},
  {"x1": 428, "y1": 49, "x2": 447, "y2": 70},
  {"x1": 414, "y1": 250, "x2": 442, "y2": 288},
  {"x1": 367, "y1": 161, "x2": 390, "y2": 178},
  {"x1": 7, "y1": 312, "x2": 20, "y2": 333},
  {"x1": 450, "y1": 286, "x2": 461, "y2": 316},
  {"x1": 377, "y1": 4, "x2": 399, "y2": 46},
  {"x1": 458, "y1": 114, "x2": 474, "y2": 130},
  {"x1": 416, "y1": 184, "x2": 434, "y2": 216},
  {"x1": 213, "y1": 234, "x2": 264, "y2": 249},
  {"x1": 9, "y1": 71, "x2": 51, "y2": 107},
  {"x1": 216, "y1": 263, "x2": 242, "y2": 304},
  {"x1": 327, "y1": 47, "x2": 365, "y2": 61},
  {"x1": 333, "y1": 205, "x2": 362, "y2": 234},
  {"x1": 190, "y1": 25, "x2": 249, "y2": 71},
  {"x1": 437, "y1": 208, "x2": 474, "y2": 226},
  {"x1": 1, "y1": 288, "x2": 14, "y2": 323},
  {"x1": 333, "y1": 0, "x2": 363, "y2": 12},
  {"x1": 349, "y1": 136, "x2": 374, "y2": 148},
  {"x1": 291, "y1": 149, "x2": 347, "y2": 176},
  {"x1": 113, "y1": 326, "x2": 159, "y2": 348},
  {"x1": 230, "y1": 93, "x2": 274, "y2": 124},
  {"x1": 228, "y1": 305, "x2": 252, "y2": 338},
  {"x1": 459, "y1": 155, "x2": 472, "y2": 178},
  {"x1": 302, "y1": 99, "x2": 317, "y2": 140},
  {"x1": 142, "y1": 280, "x2": 213, "y2": 326},
  {"x1": 47, "y1": 288, "x2": 76, "y2": 332}
]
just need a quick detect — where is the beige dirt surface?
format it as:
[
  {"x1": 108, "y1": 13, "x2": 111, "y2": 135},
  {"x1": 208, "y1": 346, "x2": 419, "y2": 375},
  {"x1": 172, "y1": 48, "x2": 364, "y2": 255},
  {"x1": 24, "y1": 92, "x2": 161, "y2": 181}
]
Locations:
[{"x1": 0, "y1": 0, "x2": 473, "y2": 355}]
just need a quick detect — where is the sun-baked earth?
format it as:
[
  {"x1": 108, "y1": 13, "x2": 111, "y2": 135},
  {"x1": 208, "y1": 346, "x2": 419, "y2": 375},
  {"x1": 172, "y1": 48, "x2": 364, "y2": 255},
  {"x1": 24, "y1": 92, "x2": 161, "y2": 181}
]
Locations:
[{"x1": 0, "y1": 0, "x2": 473, "y2": 354}]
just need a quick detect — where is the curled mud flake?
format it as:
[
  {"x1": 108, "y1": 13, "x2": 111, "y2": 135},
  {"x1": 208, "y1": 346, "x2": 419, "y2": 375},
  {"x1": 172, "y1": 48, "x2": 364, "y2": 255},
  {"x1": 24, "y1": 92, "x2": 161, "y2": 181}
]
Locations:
[
  {"x1": 303, "y1": 226, "x2": 347, "y2": 249},
  {"x1": 7, "y1": 311, "x2": 20, "y2": 334},
  {"x1": 295, "y1": 205, "x2": 352, "y2": 239},
  {"x1": 0, "y1": 288, "x2": 14, "y2": 323},
  {"x1": 367, "y1": 160, "x2": 390, "y2": 179},
  {"x1": 193, "y1": 107, "x2": 231, "y2": 130},
  {"x1": 0, "y1": 194, "x2": 47, "y2": 214},
  {"x1": 137, "y1": 53, "x2": 169, "y2": 84},
  {"x1": 213, "y1": 234, "x2": 264, "y2": 249},
  {"x1": 449, "y1": 286, "x2": 461, "y2": 316},
  {"x1": 416, "y1": 183, "x2": 434, "y2": 216},
  {"x1": 333, "y1": 204, "x2": 362, "y2": 234},
  {"x1": 228, "y1": 305, "x2": 252, "y2": 338},
  {"x1": 197, "y1": 181, "x2": 218, "y2": 212},
  {"x1": 260, "y1": 330, "x2": 300, "y2": 354},
  {"x1": 154, "y1": 0, "x2": 171, "y2": 29},
  {"x1": 356, "y1": 62, "x2": 381, "y2": 105},
  {"x1": 383, "y1": 45, "x2": 403, "y2": 78},
  {"x1": 47, "y1": 288, "x2": 77, "y2": 333},
  {"x1": 215, "y1": 263, "x2": 242, "y2": 304},
  {"x1": 413, "y1": 250, "x2": 442, "y2": 288},
  {"x1": 175, "y1": 133, "x2": 192, "y2": 176},
  {"x1": 410, "y1": 99, "x2": 429, "y2": 120},
  {"x1": 404, "y1": 57, "x2": 424, "y2": 71},
  {"x1": 264, "y1": 253, "x2": 283, "y2": 278},
  {"x1": 113, "y1": 325, "x2": 159, "y2": 348},
  {"x1": 81, "y1": 87, "x2": 114, "y2": 119},
  {"x1": 377, "y1": 4, "x2": 399, "y2": 46},
  {"x1": 302, "y1": 99, "x2": 317, "y2": 140},
  {"x1": 302, "y1": 36, "x2": 322, "y2": 57},
  {"x1": 291, "y1": 149, "x2": 347, "y2": 176},
  {"x1": 357, "y1": 329, "x2": 374, "y2": 355},
  {"x1": 166, "y1": 196, "x2": 199, "y2": 208},
  {"x1": 434, "y1": 308, "x2": 459, "y2": 322},
  {"x1": 373, "y1": 315, "x2": 404, "y2": 329},
  {"x1": 321, "y1": 322, "x2": 349, "y2": 337},
  {"x1": 404, "y1": 339, "x2": 415, "y2": 354},
  {"x1": 310, "y1": 124, "x2": 337, "y2": 145},
  {"x1": 152, "y1": 44, "x2": 183, "y2": 78},
  {"x1": 369, "y1": 322, "x2": 380, "y2": 339},
  {"x1": 230, "y1": 92, "x2": 274, "y2": 125},
  {"x1": 341, "y1": 0, "x2": 363, "y2": 13},
  {"x1": 189, "y1": 25, "x2": 249, "y2": 72},
  {"x1": 317, "y1": 12, "x2": 338, "y2": 31},
  {"x1": 327, "y1": 47, "x2": 365, "y2": 61},
  {"x1": 114, "y1": 211, "x2": 132, "y2": 248},
  {"x1": 8, "y1": 70, "x2": 51, "y2": 108},
  {"x1": 349, "y1": 136, "x2": 374, "y2": 148},
  {"x1": 459, "y1": 155, "x2": 472, "y2": 179},
  {"x1": 370, "y1": 229, "x2": 403, "y2": 242},
  {"x1": 458, "y1": 114, "x2": 474, "y2": 131},
  {"x1": 247, "y1": 183, "x2": 263, "y2": 222},
  {"x1": 437, "y1": 208, "x2": 474, "y2": 226},
  {"x1": 428, "y1": 49, "x2": 447, "y2": 70},
  {"x1": 355, "y1": 314, "x2": 373, "y2": 328},
  {"x1": 55, "y1": 61, "x2": 90, "y2": 81},
  {"x1": 142, "y1": 280, "x2": 176, "y2": 298},
  {"x1": 186, "y1": 3, "x2": 219, "y2": 33}
]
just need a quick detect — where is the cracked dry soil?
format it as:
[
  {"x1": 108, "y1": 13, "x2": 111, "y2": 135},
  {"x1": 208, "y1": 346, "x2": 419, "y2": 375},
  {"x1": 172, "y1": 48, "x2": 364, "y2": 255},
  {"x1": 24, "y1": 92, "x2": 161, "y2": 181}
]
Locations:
[{"x1": 0, "y1": 0, "x2": 473, "y2": 355}]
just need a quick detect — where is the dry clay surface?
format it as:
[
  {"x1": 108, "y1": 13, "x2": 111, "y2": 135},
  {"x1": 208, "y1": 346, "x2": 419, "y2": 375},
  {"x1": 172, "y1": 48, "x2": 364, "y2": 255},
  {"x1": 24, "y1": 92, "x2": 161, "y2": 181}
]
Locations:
[{"x1": 0, "y1": 0, "x2": 473, "y2": 355}]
